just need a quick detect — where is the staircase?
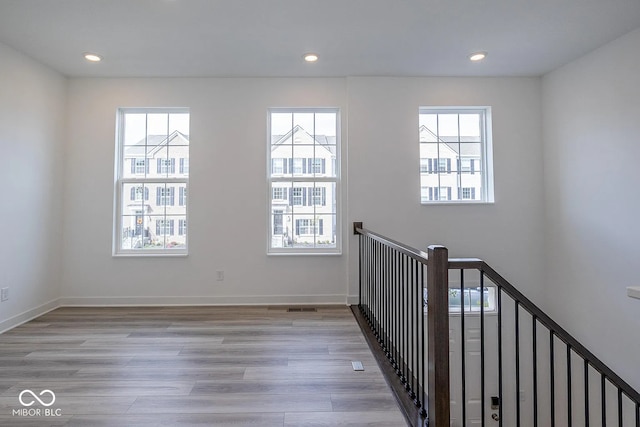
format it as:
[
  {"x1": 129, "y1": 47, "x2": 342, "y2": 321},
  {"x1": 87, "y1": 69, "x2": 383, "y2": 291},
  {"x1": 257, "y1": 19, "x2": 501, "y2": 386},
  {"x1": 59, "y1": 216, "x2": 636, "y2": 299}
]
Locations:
[{"x1": 353, "y1": 222, "x2": 640, "y2": 427}]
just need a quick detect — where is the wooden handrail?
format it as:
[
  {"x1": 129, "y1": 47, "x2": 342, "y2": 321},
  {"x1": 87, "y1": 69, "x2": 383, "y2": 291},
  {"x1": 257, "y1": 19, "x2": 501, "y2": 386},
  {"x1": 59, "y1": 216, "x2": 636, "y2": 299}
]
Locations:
[
  {"x1": 449, "y1": 258, "x2": 640, "y2": 404},
  {"x1": 355, "y1": 222, "x2": 640, "y2": 426}
]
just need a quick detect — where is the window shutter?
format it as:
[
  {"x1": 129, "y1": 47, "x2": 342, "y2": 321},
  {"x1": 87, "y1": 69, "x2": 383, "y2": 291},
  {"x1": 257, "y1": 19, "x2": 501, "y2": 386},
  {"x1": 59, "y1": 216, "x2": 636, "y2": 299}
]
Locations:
[
  {"x1": 283, "y1": 187, "x2": 288, "y2": 201},
  {"x1": 447, "y1": 187, "x2": 452, "y2": 200},
  {"x1": 170, "y1": 220, "x2": 174, "y2": 236},
  {"x1": 321, "y1": 159, "x2": 326, "y2": 174},
  {"x1": 130, "y1": 187, "x2": 136, "y2": 200},
  {"x1": 429, "y1": 187, "x2": 433, "y2": 200},
  {"x1": 288, "y1": 188, "x2": 293, "y2": 205},
  {"x1": 288, "y1": 158, "x2": 293, "y2": 174},
  {"x1": 179, "y1": 187, "x2": 184, "y2": 206},
  {"x1": 471, "y1": 188, "x2": 476, "y2": 199},
  {"x1": 302, "y1": 159, "x2": 307, "y2": 174},
  {"x1": 169, "y1": 187, "x2": 175, "y2": 206},
  {"x1": 295, "y1": 219, "x2": 300, "y2": 235},
  {"x1": 458, "y1": 187, "x2": 462, "y2": 200},
  {"x1": 471, "y1": 159, "x2": 475, "y2": 175},
  {"x1": 322, "y1": 188, "x2": 326, "y2": 206},
  {"x1": 302, "y1": 188, "x2": 307, "y2": 206},
  {"x1": 131, "y1": 159, "x2": 136, "y2": 174},
  {"x1": 428, "y1": 159, "x2": 433, "y2": 173},
  {"x1": 156, "y1": 222, "x2": 160, "y2": 235},
  {"x1": 156, "y1": 188, "x2": 161, "y2": 205},
  {"x1": 180, "y1": 158, "x2": 185, "y2": 174},
  {"x1": 145, "y1": 159, "x2": 149, "y2": 174},
  {"x1": 319, "y1": 219, "x2": 324, "y2": 235},
  {"x1": 308, "y1": 158, "x2": 312, "y2": 173},
  {"x1": 170, "y1": 158, "x2": 175, "y2": 174},
  {"x1": 447, "y1": 159, "x2": 451, "y2": 173},
  {"x1": 157, "y1": 158, "x2": 162, "y2": 173},
  {"x1": 283, "y1": 159, "x2": 288, "y2": 174}
]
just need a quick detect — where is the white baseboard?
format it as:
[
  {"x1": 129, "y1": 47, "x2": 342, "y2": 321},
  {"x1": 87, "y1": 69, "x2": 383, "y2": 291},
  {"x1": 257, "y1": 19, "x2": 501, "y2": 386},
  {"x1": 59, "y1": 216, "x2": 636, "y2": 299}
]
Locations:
[
  {"x1": 0, "y1": 298, "x2": 60, "y2": 334},
  {"x1": 347, "y1": 295, "x2": 359, "y2": 305},
  {"x1": 58, "y1": 294, "x2": 349, "y2": 307}
]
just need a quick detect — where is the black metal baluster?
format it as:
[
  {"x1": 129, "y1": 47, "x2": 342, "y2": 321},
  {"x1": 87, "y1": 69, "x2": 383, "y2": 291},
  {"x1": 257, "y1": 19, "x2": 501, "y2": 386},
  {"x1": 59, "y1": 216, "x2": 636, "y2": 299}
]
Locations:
[
  {"x1": 498, "y1": 287, "x2": 503, "y2": 427},
  {"x1": 415, "y1": 258, "x2": 421, "y2": 407},
  {"x1": 460, "y1": 269, "x2": 467, "y2": 427},
  {"x1": 421, "y1": 263, "x2": 427, "y2": 417},
  {"x1": 618, "y1": 388, "x2": 623, "y2": 427},
  {"x1": 480, "y1": 271, "x2": 486, "y2": 425},
  {"x1": 568, "y1": 345, "x2": 572, "y2": 427},
  {"x1": 409, "y1": 258, "x2": 415, "y2": 397},
  {"x1": 585, "y1": 360, "x2": 590, "y2": 427},
  {"x1": 533, "y1": 315, "x2": 538, "y2": 427},
  {"x1": 515, "y1": 302, "x2": 520, "y2": 427},
  {"x1": 551, "y1": 331, "x2": 555, "y2": 427},
  {"x1": 400, "y1": 255, "x2": 407, "y2": 384},
  {"x1": 602, "y1": 374, "x2": 607, "y2": 427}
]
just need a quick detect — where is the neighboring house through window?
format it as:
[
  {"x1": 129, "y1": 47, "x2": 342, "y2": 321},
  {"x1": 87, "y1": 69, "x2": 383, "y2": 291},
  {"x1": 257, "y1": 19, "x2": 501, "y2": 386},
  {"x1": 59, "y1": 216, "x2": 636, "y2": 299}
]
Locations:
[
  {"x1": 114, "y1": 108, "x2": 190, "y2": 254},
  {"x1": 268, "y1": 108, "x2": 340, "y2": 253},
  {"x1": 419, "y1": 107, "x2": 494, "y2": 204}
]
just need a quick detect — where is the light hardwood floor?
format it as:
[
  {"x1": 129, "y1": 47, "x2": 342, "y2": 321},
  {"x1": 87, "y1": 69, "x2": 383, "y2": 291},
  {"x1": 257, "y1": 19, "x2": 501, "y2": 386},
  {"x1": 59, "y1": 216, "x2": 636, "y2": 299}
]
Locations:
[{"x1": 0, "y1": 305, "x2": 408, "y2": 426}]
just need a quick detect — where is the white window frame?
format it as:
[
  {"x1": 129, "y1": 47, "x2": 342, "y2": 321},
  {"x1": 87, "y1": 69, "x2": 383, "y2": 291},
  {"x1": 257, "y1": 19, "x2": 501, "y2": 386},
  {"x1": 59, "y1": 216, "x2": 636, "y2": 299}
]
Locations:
[
  {"x1": 113, "y1": 108, "x2": 189, "y2": 256},
  {"x1": 267, "y1": 108, "x2": 341, "y2": 255},
  {"x1": 419, "y1": 107, "x2": 494, "y2": 204}
]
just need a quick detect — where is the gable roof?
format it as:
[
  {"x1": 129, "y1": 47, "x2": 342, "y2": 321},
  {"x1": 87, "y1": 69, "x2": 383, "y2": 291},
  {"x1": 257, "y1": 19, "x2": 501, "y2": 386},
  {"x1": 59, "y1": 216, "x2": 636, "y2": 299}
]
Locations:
[
  {"x1": 271, "y1": 125, "x2": 336, "y2": 156},
  {"x1": 124, "y1": 131, "x2": 189, "y2": 158}
]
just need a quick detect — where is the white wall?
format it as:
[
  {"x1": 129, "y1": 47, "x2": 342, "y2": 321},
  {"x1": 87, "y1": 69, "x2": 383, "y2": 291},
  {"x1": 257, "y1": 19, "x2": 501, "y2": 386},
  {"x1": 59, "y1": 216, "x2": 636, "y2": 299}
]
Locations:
[
  {"x1": 347, "y1": 77, "x2": 547, "y2": 304},
  {"x1": 0, "y1": 42, "x2": 66, "y2": 331},
  {"x1": 543, "y1": 28, "x2": 640, "y2": 389},
  {"x1": 62, "y1": 78, "x2": 350, "y2": 305},
  {"x1": 61, "y1": 77, "x2": 547, "y2": 309}
]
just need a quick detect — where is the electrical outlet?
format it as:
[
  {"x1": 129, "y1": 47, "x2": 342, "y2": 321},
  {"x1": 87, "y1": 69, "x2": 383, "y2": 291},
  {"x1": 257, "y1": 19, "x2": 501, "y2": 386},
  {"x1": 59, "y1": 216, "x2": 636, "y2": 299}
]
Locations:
[
  {"x1": 216, "y1": 271, "x2": 224, "y2": 281},
  {"x1": 1, "y1": 287, "x2": 8, "y2": 302}
]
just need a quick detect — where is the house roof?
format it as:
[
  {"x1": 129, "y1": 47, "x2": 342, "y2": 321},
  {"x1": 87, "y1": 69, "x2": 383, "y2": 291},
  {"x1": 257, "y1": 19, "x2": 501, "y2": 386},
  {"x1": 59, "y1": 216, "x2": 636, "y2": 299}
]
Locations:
[
  {"x1": 271, "y1": 125, "x2": 337, "y2": 156},
  {"x1": 124, "y1": 131, "x2": 189, "y2": 158}
]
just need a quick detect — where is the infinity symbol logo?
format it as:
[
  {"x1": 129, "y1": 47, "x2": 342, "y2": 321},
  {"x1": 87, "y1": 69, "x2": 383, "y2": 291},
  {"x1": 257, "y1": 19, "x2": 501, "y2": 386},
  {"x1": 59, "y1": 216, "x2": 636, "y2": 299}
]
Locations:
[{"x1": 18, "y1": 390, "x2": 56, "y2": 407}]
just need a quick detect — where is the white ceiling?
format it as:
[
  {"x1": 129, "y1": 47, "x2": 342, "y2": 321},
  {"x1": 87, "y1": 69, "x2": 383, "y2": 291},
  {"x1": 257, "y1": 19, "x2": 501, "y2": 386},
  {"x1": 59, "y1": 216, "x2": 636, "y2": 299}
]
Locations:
[{"x1": 1, "y1": 0, "x2": 639, "y2": 78}]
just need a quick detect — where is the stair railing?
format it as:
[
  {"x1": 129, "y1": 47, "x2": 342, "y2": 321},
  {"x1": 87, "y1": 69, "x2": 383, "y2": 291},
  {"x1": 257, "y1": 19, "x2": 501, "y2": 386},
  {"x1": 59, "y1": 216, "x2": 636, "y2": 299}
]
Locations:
[{"x1": 353, "y1": 222, "x2": 640, "y2": 427}]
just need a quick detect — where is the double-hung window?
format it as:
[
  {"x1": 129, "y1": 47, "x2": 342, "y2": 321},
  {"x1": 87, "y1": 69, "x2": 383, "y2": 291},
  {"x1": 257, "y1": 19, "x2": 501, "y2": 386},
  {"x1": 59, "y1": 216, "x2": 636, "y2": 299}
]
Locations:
[
  {"x1": 268, "y1": 108, "x2": 340, "y2": 254},
  {"x1": 114, "y1": 108, "x2": 190, "y2": 255},
  {"x1": 419, "y1": 107, "x2": 494, "y2": 204}
]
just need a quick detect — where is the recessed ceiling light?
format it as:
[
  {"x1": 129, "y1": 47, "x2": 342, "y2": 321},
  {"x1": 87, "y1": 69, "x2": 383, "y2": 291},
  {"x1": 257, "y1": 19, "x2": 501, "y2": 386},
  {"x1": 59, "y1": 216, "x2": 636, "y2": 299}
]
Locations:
[
  {"x1": 303, "y1": 53, "x2": 319, "y2": 63},
  {"x1": 84, "y1": 53, "x2": 102, "y2": 62},
  {"x1": 469, "y1": 52, "x2": 487, "y2": 62}
]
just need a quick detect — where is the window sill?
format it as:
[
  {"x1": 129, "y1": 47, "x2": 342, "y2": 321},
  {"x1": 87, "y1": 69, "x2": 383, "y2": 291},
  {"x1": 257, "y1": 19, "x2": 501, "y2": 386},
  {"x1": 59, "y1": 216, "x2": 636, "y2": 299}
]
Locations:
[
  {"x1": 267, "y1": 250, "x2": 342, "y2": 257},
  {"x1": 420, "y1": 200, "x2": 495, "y2": 206},
  {"x1": 113, "y1": 251, "x2": 188, "y2": 258}
]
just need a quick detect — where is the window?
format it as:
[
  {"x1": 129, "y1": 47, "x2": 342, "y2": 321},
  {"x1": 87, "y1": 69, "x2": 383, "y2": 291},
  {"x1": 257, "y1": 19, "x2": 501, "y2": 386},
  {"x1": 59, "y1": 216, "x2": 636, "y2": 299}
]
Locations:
[
  {"x1": 179, "y1": 158, "x2": 189, "y2": 174},
  {"x1": 271, "y1": 158, "x2": 284, "y2": 174},
  {"x1": 296, "y1": 219, "x2": 323, "y2": 235},
  {"x1": 156, "y1": 219, "x2": 174, "y2": 236},
  {"x1": 114, "y1": 109, "x2": 189, "y2": 255},
  {"x1": 419, "y1": 107, "x2": 493, "y2": 204},
  {"x1": 461, "y1": 187, "x2": 476, "y2": 200},
  {"x1": 130, "y1": 186, "x2": 149, "y2": 201},
  {"x1": 268, "y1": 108, "x2": 340, "y2": 253},
  {"x1": 132, "y1": 158, "x2": 148, "y2": 174}
]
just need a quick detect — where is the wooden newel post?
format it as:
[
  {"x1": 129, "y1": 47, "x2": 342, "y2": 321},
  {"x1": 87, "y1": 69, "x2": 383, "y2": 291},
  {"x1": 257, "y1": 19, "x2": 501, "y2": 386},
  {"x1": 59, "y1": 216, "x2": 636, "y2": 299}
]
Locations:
[{"x1": 427, "y1": 245, "x2": 450, "y2": 426}]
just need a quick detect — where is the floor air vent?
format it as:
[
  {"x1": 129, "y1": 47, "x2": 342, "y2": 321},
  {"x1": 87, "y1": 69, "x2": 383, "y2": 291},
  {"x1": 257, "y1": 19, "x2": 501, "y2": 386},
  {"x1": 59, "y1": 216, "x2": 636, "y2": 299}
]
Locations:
[{"x1": 287, "y1": 307, "x2": 317, "y2": 312}]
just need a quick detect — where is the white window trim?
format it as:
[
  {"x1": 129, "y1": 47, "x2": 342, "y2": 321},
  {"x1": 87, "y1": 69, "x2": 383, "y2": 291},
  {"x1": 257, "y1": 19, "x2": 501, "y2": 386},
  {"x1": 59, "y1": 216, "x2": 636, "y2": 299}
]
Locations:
[
  {"x1": 113, "y1": 107, "x2": 189, "y2": 257},
  {"x1": 267, "y1": 107, "x2": 341, "y2": 256},
  {"x1": 419, "y1": 106, "x2": 494, "y2": 205}
]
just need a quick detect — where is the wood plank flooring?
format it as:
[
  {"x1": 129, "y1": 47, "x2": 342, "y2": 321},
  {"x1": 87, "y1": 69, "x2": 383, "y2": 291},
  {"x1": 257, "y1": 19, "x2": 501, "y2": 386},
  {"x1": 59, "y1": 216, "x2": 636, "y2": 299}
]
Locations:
[{"x1": 0, "y1": 306, "x2": 408, "y2": 426}]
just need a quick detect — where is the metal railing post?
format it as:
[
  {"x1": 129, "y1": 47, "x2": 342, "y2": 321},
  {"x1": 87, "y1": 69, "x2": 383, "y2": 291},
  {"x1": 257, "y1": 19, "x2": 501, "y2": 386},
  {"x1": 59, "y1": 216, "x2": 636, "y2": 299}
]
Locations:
[{"x1": 427, "y1": 245, "x2": 450, "y2": 426}]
